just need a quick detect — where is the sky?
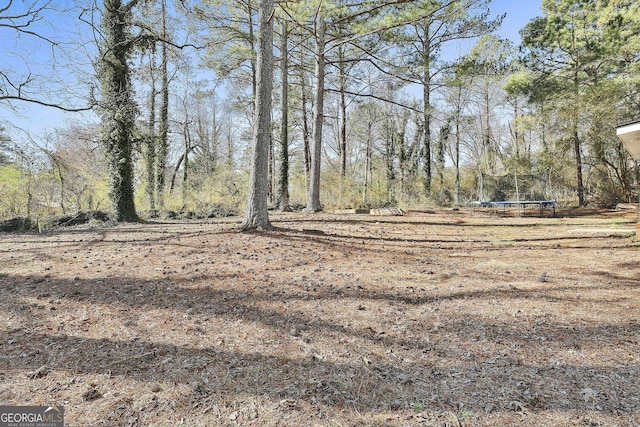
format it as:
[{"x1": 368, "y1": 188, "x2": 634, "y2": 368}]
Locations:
[
  {"x1": 491, "y1": 0, "x2": 543, "y2": 43},
  {"x1": 0, "y1": 0, "x2": 545, "y2": 141},
  {"x1": 0, "y1": 1, "x2": 97, "y2": 141}
]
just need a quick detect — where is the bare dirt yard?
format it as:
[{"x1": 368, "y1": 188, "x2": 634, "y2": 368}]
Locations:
[{"x1": 0, "y1": 208, "x2": 639, "y2": 426}]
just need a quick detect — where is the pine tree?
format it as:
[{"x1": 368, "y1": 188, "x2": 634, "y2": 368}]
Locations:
[{"x1": 241, "y1": 0, "x2": 274, "y2": 230}]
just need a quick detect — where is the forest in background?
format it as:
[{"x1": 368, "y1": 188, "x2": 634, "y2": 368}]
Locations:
[{"x1": 1, "y1": 0, "x2": 640, "y2": 223}]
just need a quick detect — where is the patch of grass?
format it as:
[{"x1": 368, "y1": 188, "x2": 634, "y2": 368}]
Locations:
[
  {"x1": 609, "y1": 218, "x2": 637, "y2": 225},
  {"x1": 460, "y1": 409, "x2": 474, "y2": 420},
  {"x1": 410, "y1": 402, "x2": 425, "y2": 412}
]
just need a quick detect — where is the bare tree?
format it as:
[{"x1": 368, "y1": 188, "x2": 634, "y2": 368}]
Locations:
[{"x1": 0, "y1": 0, "x2": 93, "y2": 112}]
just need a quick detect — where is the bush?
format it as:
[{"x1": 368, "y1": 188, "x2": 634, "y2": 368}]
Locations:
[
  {"x1": 43, "y1": 210, "x2": 113, "y2": 228},
  {"x1": 0, "y1": 217, "x2": 34, "y2": 232},
  {"x1": 0, "y1": 164, "x2": 25, "y2": 219}
]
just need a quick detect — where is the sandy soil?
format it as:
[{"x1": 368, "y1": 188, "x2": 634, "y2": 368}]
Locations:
[{"x1": 0, "y1": 208, "x2": 639, "y2": 426}]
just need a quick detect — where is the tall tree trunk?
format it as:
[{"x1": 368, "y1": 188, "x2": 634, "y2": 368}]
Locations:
[
  {"x1": 306, "y1": 16, "x2": 326, "y2": 213},
  {"x1": 362, "y1": 108, "x2": 373, "y2": 205},
  {"x1": 422, "y1": 26, "x2": 432, "y2": 197},
  {"x1": 385, "y1": 117, "x2": 396, "y2": 204},
  {"x1": 338, "y1": 46, "x2": 348, "y2": 179},
  {"x1": 436, "y1": 117, "x2": 450, "y2": 188},
  {"x1": 100, "y1": 0, "x2": 138, "y2": 222},
  {"x1": 635, "y1": 162, "x2": 640, "y2": 213},
  {"x1": 573, "y1": 118, "x2": 585, "y2": 206},
  {"x1": 241, "y1": 0, "x2": 274, "y2": 230},
  {"x1": 422, "y1": 77, "x2": 431, "y2": 197},
  {"x1": 269, "y1": 127, "x2": 274, "y2": 204},
  {"x1": 146, "y1": 44, "x2": 157, "y2": 213},
  {"x1": 399, "y1": 117, "x2": 408, "y2": 195},
  {"x1": 209, "y1": 93, "x2": 219, "y2": 173},
  {"x1": 483, "y1": 79, "x2": 493, "y2": 173},
  {"x1": 573, "y1": 69, "x2": 585, "y2": 206},
  {"x1": 26, "y1": 171, "x2": 33, "y2": 217},
  {"x1": 454, "y1": 86, "x2": 461, "y2": 206},
  {"x1": 277, "y1": 18, "x2": 290, "y2": 211},
  {"x1": 156, "y1": 0, "x2": 169, "y2": 212},
  {"x1": 226, "y1": 125, "x2": 234, "y2": 168},
  {"x1": 410, "y1": 113, "x2": 424, "y2": 179},
  {"x1": 247, "y1": 2, "x2": 257, "y2": 99},
  {"x1": 169, "y1": 152, "x2": 182, "y2": 194},
  {"x1": 182, "y1": 120, "x2": 190, "y2": 210},
  {"x1": 300, "y1": 50, "x2": 311, "y2": 187}
]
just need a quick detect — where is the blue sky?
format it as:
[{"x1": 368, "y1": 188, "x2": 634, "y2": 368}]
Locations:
[
  {"x1": 491, "y1": 0, "x2": 543, "y2": 42},
  {"x1": 0, "y1": 0, "x2": 545, "y2": 140},
  {"x1": 0, "y1": 1, "x2": 96, "y2": 139}
]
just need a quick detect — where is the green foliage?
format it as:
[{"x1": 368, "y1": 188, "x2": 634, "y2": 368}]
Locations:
[
  {"x1": 286, "y1": 163, "x2": 310, "y2": 209},
  {"x1": 410, "y1": 402, "x2": 425, "y2": 412},
  {"x1": 0, "y1": 164, "x2": 24, "y2": 218},
  {"x1": 0, "y1": 126, "x2": 112, "y2": 221},
  {"x1": 431, "y1": 170, "x2": 455, "y2": 207},
  {"x1": 317, "y1": 167, "x2": 409, "y2": 210},
  {"x1": 504, "y1": 71, "x2": 533, "y2": 98},
  {"x1": 0, "y1": 163, "x2": 20, "y2": 182},
  {"x1": 199, "y1": 0, "x2": 257, "y2": 100},
  {"x1": 461, "y1": 34, "x2": 515, "y2": 76},
  {"x1": 193, "y1": 169, "x2": 249, "y2": 212},
  {"x1": 590, "y1": 172, "x2": 629, "y2": 208},
  {"x1": 147, "y1": 167, "x2": 250, "y2": 217},
  {"x1": 517, "y1": 0, "x2": 640, "y2": 206},
  {"x1": 319, "y1": 171, "x2": 365, "y2": 210}
]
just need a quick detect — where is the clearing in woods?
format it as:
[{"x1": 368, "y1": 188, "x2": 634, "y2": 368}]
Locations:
[{"x1": 0, "y1": 208, "x2": 638, "y2": 426}]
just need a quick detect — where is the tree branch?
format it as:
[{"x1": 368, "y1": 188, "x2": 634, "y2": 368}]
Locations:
[
  {"x1": 324, "y1": 0, "x2": 457, "y2": 54},
  {"x1": 0, "y1": 95, "x2": 94, "y2": 112},
  {"x1": 325, "y1": 87, "x2": 421, "y2": 113},
  {"x1": 332, "y1": 0, "x2": 416, "y2": 26}
]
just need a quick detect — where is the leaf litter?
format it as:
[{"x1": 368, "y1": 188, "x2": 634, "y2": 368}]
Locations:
[{"x1": 0, "y1": 208, "x2": 638, "y2": 426}]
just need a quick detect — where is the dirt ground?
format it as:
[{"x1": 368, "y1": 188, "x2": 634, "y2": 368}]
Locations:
[{"x1": 0, "y1": 207, "x2": 639, "y2": 426}]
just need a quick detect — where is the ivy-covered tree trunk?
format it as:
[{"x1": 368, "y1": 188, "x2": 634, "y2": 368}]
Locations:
[
  {"x1": 384, "y1": 117, "x2": 397, "y2": 204},
  {"x1": 99, "y1": 0, "x2": 139, "y2": 222},
  {"x1": 436, "y1": 116, "x2": 450, "y2": 187},
  {"x1": 145, "y1": 44, "x2": 157, "y2": 214},
  {"x1": 482, "y1": 79, "x2": 494, "y2": 172},
  {"x1": 241, "y1": 0, "x2": 274, "y2": 230},
  {"x1": 156, "y1": 0, "x2": 169, "y2": 212},
  {"x1": 409, "y1": 113, "x2": 424, "y2": 181}
]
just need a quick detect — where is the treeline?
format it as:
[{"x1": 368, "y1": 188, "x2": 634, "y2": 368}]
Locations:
[{"x1": 1, "y1": 0, "x2": 639, "y2": 222}]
